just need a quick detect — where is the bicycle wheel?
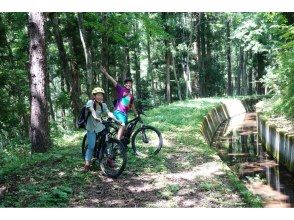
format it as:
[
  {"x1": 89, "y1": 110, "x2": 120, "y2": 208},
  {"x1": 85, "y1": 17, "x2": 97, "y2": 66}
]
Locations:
[
  {"x1": 81, "y1": 133, "x2": 87, "y2": 158},
  {"x1": 99, "y1": 138, "x2": 127, "y2": 178},
  {"x1": 131, "y1": 125, "x2": 163, "y2": 157}
]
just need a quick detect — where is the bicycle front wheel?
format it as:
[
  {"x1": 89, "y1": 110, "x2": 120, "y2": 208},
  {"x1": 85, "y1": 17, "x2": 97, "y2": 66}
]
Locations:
[
  {"x1": 99, "y1": 138, "x2": 127, "y2": 179},
  {"x1": 131, "y1": 125, "x2": 163, "y2": 157}
]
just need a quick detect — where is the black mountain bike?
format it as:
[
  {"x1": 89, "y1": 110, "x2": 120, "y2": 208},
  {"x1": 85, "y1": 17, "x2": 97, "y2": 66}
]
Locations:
[
  {"x1": 82, "y1": 118, "x2": 127, "y2": 178},
  {"x1": 109, "y1": 111, "x2": 163, "y2": 157}
]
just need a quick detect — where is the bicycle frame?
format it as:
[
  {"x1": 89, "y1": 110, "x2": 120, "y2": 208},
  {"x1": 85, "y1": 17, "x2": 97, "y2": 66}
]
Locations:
[
  {"x1": 122, "y1": 114, "x2": 146, "y2": 143},
  {"x1": 93, "y1": 121, "x2": 112, "y2": 159}
]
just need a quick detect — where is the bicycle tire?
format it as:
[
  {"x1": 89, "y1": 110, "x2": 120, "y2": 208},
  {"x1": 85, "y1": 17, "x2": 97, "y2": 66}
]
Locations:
[
  {"x1": 131, "y1": 125, "x2": 163, "y2": 156},
  {"x1": 99, "y1": 138, "x2": 127, "y2": 178}
]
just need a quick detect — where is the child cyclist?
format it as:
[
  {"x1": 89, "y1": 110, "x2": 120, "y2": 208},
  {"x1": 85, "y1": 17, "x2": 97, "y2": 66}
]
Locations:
[{"x1": 84, "y1": 87, "x2": 119, "y2": 172}]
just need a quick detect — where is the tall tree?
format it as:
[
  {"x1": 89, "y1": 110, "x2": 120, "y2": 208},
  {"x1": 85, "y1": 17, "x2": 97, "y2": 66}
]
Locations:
[
  {"x1": 195, "y1": 12, "x2": 203, "y2": 97},
  {"x1": 50, "y1": 13, "x2": 82, "y2": 124},
  {"x1": 242, "y1": 51, "x2": 248, "y2": 95},
  {"x1": 248, "y1": 50, "x2": 253, "y2": 95},
  {"x1": 182, "y1": 13, "x2": 193, "y2": 98},
  {"x1": 256, "y1": 52, "x2": 266, "y2": 94},
  {"x1": 100, "y1": 13, "x2": 110, "y2": 101},
  {"x1": 28, "y1": 12, "x2": 51, "y2": 153},
  {"x1": 165, "y1": 47, "x2": 171, "y2": 103},
  {"x1": 237, "y1": 46, "x2": 244, "y2": 95},
  {"x1": 77, "y1": 13, "x2": 93, "y2": 98},
  {"x1": 226, "y1": 18, "x2": 233, "y2": 96},
  {"x1": 146, "y1": 29, "x2": 156, "y2": 104},
  {"x1": 200, "y1": 13, "x2": 207, "y2": 96},
  {"x1": 163, "y1": 13, "x2": 171, "y2": 104},
  {"x1": 171, "y1": 48, "x2": 183, "y2": 100}
]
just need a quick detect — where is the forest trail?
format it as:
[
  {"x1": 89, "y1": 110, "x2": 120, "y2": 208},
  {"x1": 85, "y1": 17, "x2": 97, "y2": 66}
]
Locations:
[{"x1": 68, "y1": 99, "x2": 247, "y2": 207}]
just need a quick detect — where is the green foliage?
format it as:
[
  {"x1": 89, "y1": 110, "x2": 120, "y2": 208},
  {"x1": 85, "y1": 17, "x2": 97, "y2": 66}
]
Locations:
[
  {"x1": 0, "y1": 13, "x2": 29, "y2": 142},
  {"x1": 1, "y1": 12, "x2": 293, "y2": 143},
  {"x1": 232, "y1": 13, "x2": 286, "y2": 54},
  {"x1": 262, "y1": 23, "x2": 294, "y2": 118},
  {"x1": 31, "y1": 186, "x2": 73, "y2": 207},
  {"x1": 55, "y1": 90, "x2": 71, "y2": 109}
]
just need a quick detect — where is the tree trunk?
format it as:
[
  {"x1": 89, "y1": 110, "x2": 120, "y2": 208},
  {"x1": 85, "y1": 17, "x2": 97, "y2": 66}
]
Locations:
[
  {"x1": 77, "y1": 13, "x2": 93, "y2": 98},
  {"x1": 184, "y1": 13, "x2": 193, "y2": 98},
  {"x1": 133, "y1": 23, "x2": 141, "y2": 100},
  {"x1": 226, "y1": 19, "x2": 232, "y2": 96},
  {"x1": 134, "y1": 47, "x2": 141, "y2": 99},
  {"x1": 68, "y1": 37, "x2": 83, "y2": 123},
  {"x1": 51, "y1": 13, "x2": 83, "y2": 125},
  {"x1": 133, "y1": 22, "x2": 141, "y2": 100},
  {"x1": 248, "y1": 51, "x2": 253, "y2": 95},
  {"x1": 28, "y1": 12, "x2": 51, "y2": 153},
  {"x1": 200, "y1": 13, "x2": 206, "y2": 96},
  {"x1": 147, "y1": 29, "x2": 156, "y2": 105},
  {"x1": 47, "y1": 63, "x2": 55, "y2": 122},
  {"x1": 69, "y1": 59, "x2": 82, "y2": 124},
  {"x1": 125, "y1": 46, "x2": 131, "y2": 79},
  {"x1": 191, "y1": 12, "x2": 201, "y2": 98},
  {"x1": 256, "y1": 52, "x2": 266, "y2": 94},
  {"x1": 101, "y1": 13, "x2": 110, "y2": 101},
  {"x1": 163, "y1": 12, "x2": 171, "y2": 104},
  {"x1": 205, "y1": 13, "x2": 212, "y2": 96},
  {"x1": 50, "y1": 13, "x2": 71, "y2": 90},
  {"x1": 165, "y1": 47, "x2": 171, "y2": 104},
  {"x1": 171, "y1": 51, "x2": 182, "y2": 100},
  {"x1": 237, "y1": 46, "x2": 243, "y2": 95},
  {"x1": 195, "y1": 12, "x2": 202, "y2": 97},
  {"x1": 67, "y1": 30, "x2": 83, "y2": 124},
  {"x1": 50, "y1": 13, "x2": 69, "y2": 126},
  {"x1": 242, "y1": 51, "x2": 248, "y2": 95}
]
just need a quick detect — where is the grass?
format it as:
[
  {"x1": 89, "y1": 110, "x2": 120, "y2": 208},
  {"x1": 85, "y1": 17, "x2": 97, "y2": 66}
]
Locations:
[{"x1": 0, "y1": 98, "x2": 262, "y2": 207}]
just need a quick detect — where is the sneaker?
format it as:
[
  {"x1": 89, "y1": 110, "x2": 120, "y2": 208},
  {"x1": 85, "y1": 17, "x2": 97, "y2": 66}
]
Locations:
[
  {"x1": 83, "y1": 164, "x2": 90, "y2": 172},
  {"x1": 107, "y1": 159, "x2": 115, "y2": 168}
]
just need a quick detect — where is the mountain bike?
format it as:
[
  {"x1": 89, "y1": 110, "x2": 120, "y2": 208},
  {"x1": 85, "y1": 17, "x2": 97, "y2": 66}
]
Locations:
[
  {"x1": 109, "y1": 111, "x2": 163, "y2": 157},
  {"x1": 81, "y1": 118, "x2": 127, "y2": 178}
]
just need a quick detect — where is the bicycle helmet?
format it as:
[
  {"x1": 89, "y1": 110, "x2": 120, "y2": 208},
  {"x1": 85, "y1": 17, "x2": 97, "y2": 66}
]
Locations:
[{"x1": 92, "y1": 87, "x2": 105, "y2": 95}]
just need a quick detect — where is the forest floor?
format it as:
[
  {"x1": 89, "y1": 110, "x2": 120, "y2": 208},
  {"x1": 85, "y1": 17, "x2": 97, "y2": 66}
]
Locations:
[{"x1": 0, "y1": 98, "x2": 262, "y2": 208}]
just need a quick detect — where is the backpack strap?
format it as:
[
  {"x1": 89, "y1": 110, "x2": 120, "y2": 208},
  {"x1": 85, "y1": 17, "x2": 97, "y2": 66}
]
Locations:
[
  {"x1": 98, "y1": 102, "x2": 104, "y2": 113},
  {"x1": 93, "y1": 99, "x2": 97, "y2": 111}
]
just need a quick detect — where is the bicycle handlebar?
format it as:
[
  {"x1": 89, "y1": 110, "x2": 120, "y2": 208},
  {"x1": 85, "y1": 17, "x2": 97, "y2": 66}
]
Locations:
[{"x1": 102, "y1": 118, "x2": 122, "y2": 126}]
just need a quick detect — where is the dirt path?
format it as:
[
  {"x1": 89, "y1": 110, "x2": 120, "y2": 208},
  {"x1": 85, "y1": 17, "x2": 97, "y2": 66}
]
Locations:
[{"x1": 69, "y1": 134, "x2": 246, "y2": 208}]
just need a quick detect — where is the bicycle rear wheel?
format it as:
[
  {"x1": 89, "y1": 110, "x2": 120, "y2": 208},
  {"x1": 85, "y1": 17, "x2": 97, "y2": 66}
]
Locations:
[
  {"x1": 99, "y1": 138, "x2": 127, "y2": 178},
  {"x1": 131, "y1": 125, "x2": 163, "y2": 157}
]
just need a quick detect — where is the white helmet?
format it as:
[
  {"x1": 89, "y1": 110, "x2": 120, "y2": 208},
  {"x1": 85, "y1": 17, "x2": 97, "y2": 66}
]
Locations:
[{"x1": 92, "y1": 87, "x2": 105, "y2": 95}]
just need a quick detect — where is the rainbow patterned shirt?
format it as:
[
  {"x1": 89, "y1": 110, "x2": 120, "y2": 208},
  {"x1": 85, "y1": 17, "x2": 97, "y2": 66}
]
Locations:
[{"x1": 114, "y1": 84, "x2": 134, "y2": 114}]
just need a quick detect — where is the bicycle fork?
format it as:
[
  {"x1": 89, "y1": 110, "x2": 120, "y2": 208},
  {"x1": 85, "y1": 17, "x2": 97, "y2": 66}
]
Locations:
[
  {"x1": 101, "y1": 134, "x2": 114, "y2": 159},
  {"x1": 140, "y1": 125, "x2": 149, "y2": 143}
]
